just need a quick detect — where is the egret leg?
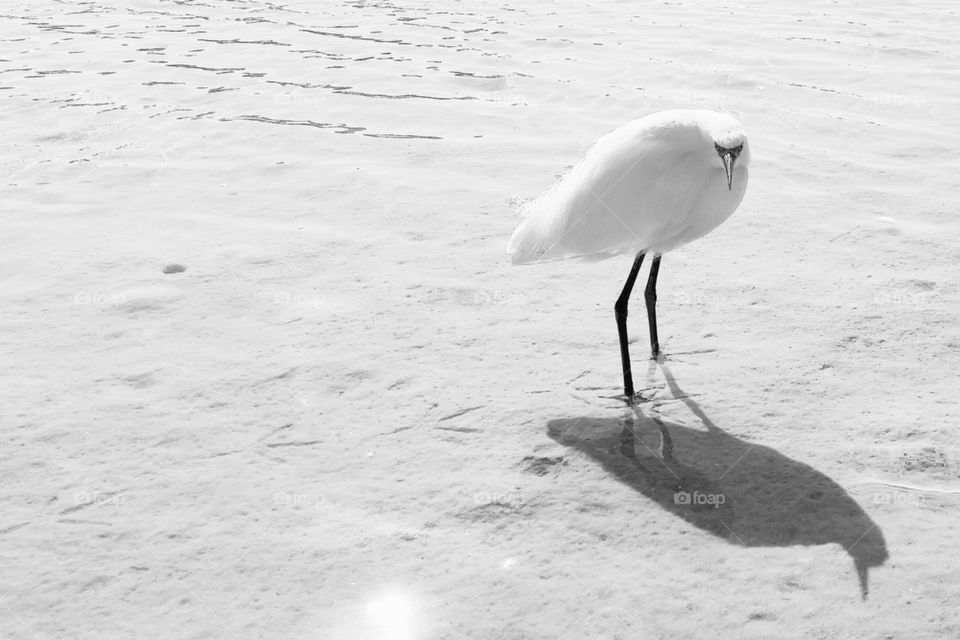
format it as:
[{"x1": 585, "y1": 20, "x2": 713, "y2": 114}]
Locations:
[
  {"x1": 615, "y1": 252, "x2": 645, "y2": 401},
  {"x1": 645, "y1": 255, "x2": 662, "y2": 359}
]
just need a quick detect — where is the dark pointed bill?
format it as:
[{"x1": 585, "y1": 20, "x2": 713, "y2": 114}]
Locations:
[
  {"x1": 714, "y1": 143, "x2": 742, "y2": 191},
  {"x1": 720, "y1": 152, "x2": 734, "y2": 190}
]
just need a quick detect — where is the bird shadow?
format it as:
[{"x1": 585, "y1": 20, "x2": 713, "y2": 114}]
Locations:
[{"x1": 548, "y1": 363, "x2": 888, "y2": 599}]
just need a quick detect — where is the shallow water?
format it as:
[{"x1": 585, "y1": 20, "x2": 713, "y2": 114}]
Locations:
[
  {"x1": 5, "y1": 0, "x2": 958, "y2": 175},
  {"x1": 3, "y1": 2, "x2": 960, "y2": 638},
  {"x1": 5, "y1": 1, "x2": 959, "y2": 276}
]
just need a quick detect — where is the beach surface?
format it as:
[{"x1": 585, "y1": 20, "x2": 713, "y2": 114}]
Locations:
[{"x1": 2, "y1": 0, "x2": 960, "y2": 638}]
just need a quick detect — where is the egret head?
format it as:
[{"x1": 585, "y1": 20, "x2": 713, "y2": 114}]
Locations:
[
  {"x1": 714, "y1": 141, "x2": 745, "y2": 191},
  {"x1": 699, "y1": 111, "x2": 748, "y2": 191}
]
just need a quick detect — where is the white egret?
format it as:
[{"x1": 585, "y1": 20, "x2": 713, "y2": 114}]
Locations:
[{"x1": 508, "y1": 109, "x2": 750, "y2": 402}]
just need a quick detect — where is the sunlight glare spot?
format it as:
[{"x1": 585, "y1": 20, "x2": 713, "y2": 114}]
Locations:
[{"x1": 365, "y1": 590, "x2": 417, "y2": 640}]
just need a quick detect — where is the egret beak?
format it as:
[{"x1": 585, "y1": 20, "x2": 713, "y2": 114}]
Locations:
[{"x1": 720, "y1": 152, "x2": 735, "y2": 191}]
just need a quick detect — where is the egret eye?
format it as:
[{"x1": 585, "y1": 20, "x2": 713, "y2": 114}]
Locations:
[{"x1": 715, "y1": 142, "x2": 743, "y2": 157}]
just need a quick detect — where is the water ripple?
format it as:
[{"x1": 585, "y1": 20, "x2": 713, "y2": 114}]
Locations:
[{"x1": 224, "y1": 114, "x2": 367, "y2": 135}]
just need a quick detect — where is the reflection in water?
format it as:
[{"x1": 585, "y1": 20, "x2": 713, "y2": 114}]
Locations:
[{"x1": 549, "y1": 363, "x2": 888, "y2": 599}]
